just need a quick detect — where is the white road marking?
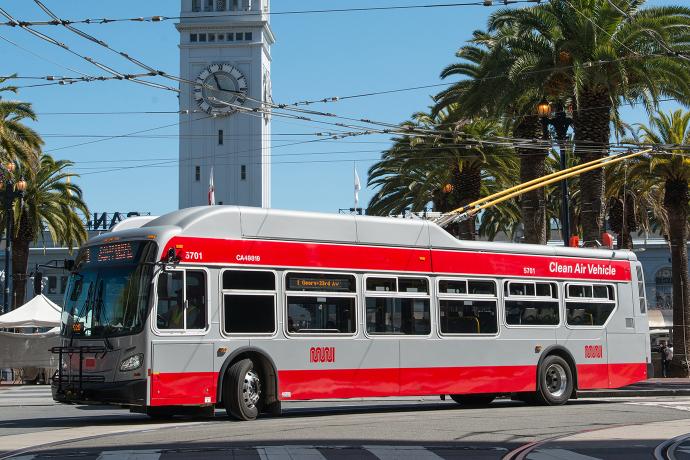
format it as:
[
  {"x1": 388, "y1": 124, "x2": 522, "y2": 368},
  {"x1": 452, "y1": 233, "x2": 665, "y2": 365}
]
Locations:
[
  {"x1": 0, "y1": 421, "x2": 206, "y2": 453},
  {"x1": 625, "y1": 398, "x2": 690, "y2": 412},
  {"x1": 364, "y1": 445, "x2": 444, "y2": 460},
  {"x1": 97, "y1": 450, "x2": 161, "y2": 460},
  {"x1": 528, "y1": 448, "x2": 603, "y2": 460},
  {"x1": 257, "y1": 446, "x2": 328, "y2": 460}
]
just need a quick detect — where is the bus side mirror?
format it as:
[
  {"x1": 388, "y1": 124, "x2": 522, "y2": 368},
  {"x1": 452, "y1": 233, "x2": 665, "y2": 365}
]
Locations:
[
  {"x1": 64, "y1": 259, "x2": 75, "y2": 271},
  {"x1": 166, "y1": 247, "x2": 180, "y2": 264}
]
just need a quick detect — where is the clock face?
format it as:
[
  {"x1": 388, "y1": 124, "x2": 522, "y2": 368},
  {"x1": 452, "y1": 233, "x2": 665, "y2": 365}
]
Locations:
[{"x1": 194, "y1": 63, "x2": 248, "y2": 115}]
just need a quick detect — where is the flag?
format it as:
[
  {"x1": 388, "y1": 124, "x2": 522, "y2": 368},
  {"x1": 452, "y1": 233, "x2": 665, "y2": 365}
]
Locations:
[
  {"x1": 208, "y1": 167, "x2": 215, "y2": 205},
  {"x1": 354, "y1": 166, "x2": 361, "y2": 209}
]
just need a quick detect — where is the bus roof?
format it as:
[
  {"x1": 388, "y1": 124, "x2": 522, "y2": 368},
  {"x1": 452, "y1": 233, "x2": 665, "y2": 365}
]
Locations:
[{"x1": 89, "y1": 206, "x2": 636, "y2": 262}]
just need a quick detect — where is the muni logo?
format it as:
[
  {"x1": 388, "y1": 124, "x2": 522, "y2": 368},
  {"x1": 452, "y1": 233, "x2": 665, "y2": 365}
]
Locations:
[
  {"x1": 310, "y1": 346, "x2": 336, "y2": 363},
  {"x1": 584, "y1": 345, "x2": 603, "y2": 359}
]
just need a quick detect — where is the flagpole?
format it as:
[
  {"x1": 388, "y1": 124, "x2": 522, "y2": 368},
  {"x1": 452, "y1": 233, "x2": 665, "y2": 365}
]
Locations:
[{"x1": 353, "y1": 162, "x2": 357, "y2": 211}]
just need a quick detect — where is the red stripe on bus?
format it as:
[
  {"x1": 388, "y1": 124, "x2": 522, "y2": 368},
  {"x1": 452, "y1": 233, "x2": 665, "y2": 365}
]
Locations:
[
  {"x1": 146, "y1": 362, "x2": 646, "y2": 405},
  {"x1": 431, "y1": 250, "x2": 631, "y2": 281},
  {"x1": 167, "y1": 237, "x2": 431, "y2": 273},
  {"x1": 150, "y1": 372, "x2": 217, "y2": 406},
  {"x1": 576, "y1": 363, "x2": 610, "y2": 389},
  {"x1": 608, "y1": 362, "x2": 648, "y2": 388},
  {"x1": 277, "y1": 365, "x2": 537, "y2": 400},
  {"x1": 164, "y1": 237, "x2": 632, "y2": 281}
]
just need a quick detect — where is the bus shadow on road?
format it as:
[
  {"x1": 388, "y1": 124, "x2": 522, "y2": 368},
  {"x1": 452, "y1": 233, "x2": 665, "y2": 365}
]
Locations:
[{"x1": 273, "y1": 398, "x2": 610, "y2": 420}]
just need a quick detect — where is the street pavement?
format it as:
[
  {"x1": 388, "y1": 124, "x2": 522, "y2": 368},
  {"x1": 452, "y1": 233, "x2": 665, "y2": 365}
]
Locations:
[{"x1": 2, "y1": 386, "x2": 690, "y2": 459}]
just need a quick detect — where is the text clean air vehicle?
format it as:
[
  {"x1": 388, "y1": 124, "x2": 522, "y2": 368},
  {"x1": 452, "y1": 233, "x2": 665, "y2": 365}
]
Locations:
[{"x1": 52, "y1": 206, "x2": 651, "y2": 420}]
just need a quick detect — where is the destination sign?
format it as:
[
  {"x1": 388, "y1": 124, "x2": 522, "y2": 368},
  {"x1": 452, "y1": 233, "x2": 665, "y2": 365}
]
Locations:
[
  {"x1": 80, "y1": 241, "x2": 142, "y2": 267},
  {"x1": 97, "y1": 242, "x2": 136, "y2": 263},
  {"x1": 287, "y1": 274, "x2": 354, "y2": 292}
]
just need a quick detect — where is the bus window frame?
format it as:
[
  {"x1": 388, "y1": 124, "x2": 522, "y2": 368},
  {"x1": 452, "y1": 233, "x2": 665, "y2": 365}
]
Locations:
[
  {"x1": 283, "y1": 270, "x2": 358, "y2": 338},
  {"x1": 151, "y1": 266, "x2": 211, "y2": 336},
  {"x1": 436, "y1": 277, "x2": 499, "y2": 338},
  {"x1": 564, "y1": 281, "x2": 617, "y2": 329},
  {"x1": 502, "y1": 279, "x2": 561, "y2": 329},
  {"x1": 220, "y1": 268, "x2": 278, "y2": 338},
  {"x1": 363, "y1": 274, "x2": 432, "y2": 339}
]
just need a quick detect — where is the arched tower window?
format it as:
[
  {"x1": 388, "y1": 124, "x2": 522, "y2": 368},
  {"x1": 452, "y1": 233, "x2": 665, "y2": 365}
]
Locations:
[
  {"x1": 242, "y1": 0, "x2": 252, "y2": 11},
  {"x1": 654, "y1": 267, "x2": 673, "y2": 310},
  {"x1": 192, "y1": 0, "x2": 201, "y2": 12}
]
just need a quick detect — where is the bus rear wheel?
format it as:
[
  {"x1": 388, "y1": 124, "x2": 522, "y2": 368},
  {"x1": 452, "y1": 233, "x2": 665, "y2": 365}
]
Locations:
[
  {"x1": 449, "y1": 394, "x2": 495, "y2": 407},
  {"x1": 536, "y1": 355, "x2": 573, "y2": 406},
  {"x1": 224, "y1": 358, "x2": 261, "y2": 421}
]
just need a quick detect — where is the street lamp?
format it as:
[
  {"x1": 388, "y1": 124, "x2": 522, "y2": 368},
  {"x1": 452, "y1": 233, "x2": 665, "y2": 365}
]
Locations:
[
  {"x1": 537, "y1": 99, "x2": 573, "y2": 247},
  {"x1": 0, "y1": 161, "x2": 27, "y2": 314}
]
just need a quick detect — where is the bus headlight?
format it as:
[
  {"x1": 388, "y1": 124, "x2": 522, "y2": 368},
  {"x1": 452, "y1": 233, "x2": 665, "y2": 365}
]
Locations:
[{"x1": 119, "y1": 353, "x2": 143, "y2": 372}]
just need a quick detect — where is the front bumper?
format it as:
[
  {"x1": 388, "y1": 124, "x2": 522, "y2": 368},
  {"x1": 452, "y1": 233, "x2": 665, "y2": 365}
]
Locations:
[{"x1": 52, "y1": 378, "x2": 146, "y2": 406}]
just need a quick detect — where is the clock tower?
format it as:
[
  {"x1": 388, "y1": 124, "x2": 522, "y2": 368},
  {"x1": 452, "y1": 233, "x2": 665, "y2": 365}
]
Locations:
[{"x1": 177, "y1": 0, "x2": 274, "y2": 208}]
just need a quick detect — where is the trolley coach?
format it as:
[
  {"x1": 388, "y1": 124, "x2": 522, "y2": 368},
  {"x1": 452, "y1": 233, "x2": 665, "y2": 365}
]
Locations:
[{"x1": 52, "y1": 206, "x2": 651, "y2": 420}]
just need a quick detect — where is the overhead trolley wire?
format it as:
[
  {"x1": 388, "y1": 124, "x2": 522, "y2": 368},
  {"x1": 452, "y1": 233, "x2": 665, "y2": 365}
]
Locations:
[
  {"x1": 0, "y1": 1, "x2": 537, "y2": 27},
  {"x1": 0, "y1": 7, "x2": 179, "y2": 93},
  {"x1": 74, "y1": 145, "x2": 642, "y2": 176},
  {"x1": 0, "y1": 32, "x2": 93, "y2": 78}
]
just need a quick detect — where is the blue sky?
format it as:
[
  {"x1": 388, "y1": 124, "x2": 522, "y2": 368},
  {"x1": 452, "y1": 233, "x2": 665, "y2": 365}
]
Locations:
[{"x1": 0, "y1": 0, "x2": 683, "y2": 218}]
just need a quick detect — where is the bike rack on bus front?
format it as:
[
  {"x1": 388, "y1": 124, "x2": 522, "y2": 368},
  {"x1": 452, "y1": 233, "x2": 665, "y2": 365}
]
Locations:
[{"x1": 50, "y1": 346, "x2": 107, "y2": 396}]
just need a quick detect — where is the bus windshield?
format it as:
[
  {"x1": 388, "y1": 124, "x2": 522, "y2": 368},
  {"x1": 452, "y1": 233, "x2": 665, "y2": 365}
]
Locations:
[{"x1": 62, "y1": 241, "x2": 157, "y2": 338}]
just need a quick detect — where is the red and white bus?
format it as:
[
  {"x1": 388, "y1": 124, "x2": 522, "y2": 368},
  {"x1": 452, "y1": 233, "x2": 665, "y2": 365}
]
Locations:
[{"x1": 53, "y1": 206, "x2": 651, "y2": 420}]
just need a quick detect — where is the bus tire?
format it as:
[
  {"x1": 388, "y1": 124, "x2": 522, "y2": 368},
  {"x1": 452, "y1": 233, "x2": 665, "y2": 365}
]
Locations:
[
  {"x1": 449, "y1": 394, "x2": 495, "y2": 407},
  {"x1": 225, "y1": 358, "x2": 261, "y2": 421},
  {"x1": 536, "y1": 355, "x2": 573, "y2": 406}
]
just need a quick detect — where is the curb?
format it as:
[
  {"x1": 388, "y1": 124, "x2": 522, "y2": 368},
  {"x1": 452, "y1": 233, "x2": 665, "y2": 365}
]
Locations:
[{"x1": 579, "y1": 389, "x2": 690, "y2": 398}]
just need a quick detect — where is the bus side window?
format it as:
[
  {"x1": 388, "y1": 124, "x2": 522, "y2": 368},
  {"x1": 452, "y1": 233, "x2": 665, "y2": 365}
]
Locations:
[
  {"x1": 156, "y1": 270, "x2": 206, "y2": 330},
  {"x1": 636, "y1": 266, "x2": 647, "y2": 313},
  {"x1": 157, "y1": 271, "x2": 184, "y2": 329},
  {"x1": 185, "y1": 270, "x2": 207, "y2": 330},
  {"x1": 223, "y1": 270, "x2": 276, "y2": 334}
]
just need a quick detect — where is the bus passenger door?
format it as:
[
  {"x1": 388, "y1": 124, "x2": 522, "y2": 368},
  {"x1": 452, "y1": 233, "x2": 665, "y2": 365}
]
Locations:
[
  {"x1": 606, "y1": 267, "x2": 648, "y2": 388},
  {"x1": 556, "y1": 283, "x2": 611, "y2": 390},
  {"x1": 150, "y1": 269, "x2": 215, "y2": 406}
]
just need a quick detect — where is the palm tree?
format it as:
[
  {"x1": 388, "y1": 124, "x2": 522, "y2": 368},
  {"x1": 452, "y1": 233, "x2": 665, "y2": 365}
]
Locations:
[
  {"x1": 367, "y1": 107, "x2": 517, "y2": 240},
  {"x1": 435, "y1": 31, "x2": 550, "y2": 244},
  {"x1": 628, "y1": 109, "x2": 690, "y2": 377},
  {"x1": 605, "y1": 159, "x2": 666, "y2": 249},
  {"x1": 0, "y1": 76, "x2": 42, "y2": 164},
  {"x1": 3, "y1": 155, "x2": 89, "y2": 307},
  {"x1": 438, "y1": 0, "x2": 690, "y2": 245}
]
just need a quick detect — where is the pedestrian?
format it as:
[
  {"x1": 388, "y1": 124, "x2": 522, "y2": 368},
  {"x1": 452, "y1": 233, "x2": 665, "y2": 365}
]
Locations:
[
  {"x1": 663, "y1": 343, "x2": 674, "y2": 378},
  {"x1": 660, "y1": 342, "x2": 668, "y2": 378}
]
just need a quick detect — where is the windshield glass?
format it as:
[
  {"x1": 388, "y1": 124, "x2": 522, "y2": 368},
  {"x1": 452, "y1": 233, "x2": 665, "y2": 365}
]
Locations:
[{"x1": 62, "y1": 241, "x2": 157, "y2": 338}]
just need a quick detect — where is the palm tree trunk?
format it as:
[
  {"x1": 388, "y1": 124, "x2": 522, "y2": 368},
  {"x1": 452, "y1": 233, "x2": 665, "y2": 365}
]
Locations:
[
  {"x1": 452, "y1": 162, "x2": 480, "y2": 240},
  {"x1": 11, "y1": 236, "x2": 31, "y2": 308},
  {"x1": 665, "y1": 178, "x2": 690, "y2": 377},
  {"x1": 12, "y1": 212, "x2": 35, "y2": 308},
  {"x1": 515, "y1": 115, "x2": 547, "y2": 244},
  {"x1": 573, "y1": 89, "x2": 611, "y2": 247}
]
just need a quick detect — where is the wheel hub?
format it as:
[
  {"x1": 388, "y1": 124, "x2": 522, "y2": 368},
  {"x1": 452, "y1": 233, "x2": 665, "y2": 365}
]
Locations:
[
  {"x1": 242, "y1": 369, "x2": 261, "y2": 408},
  {"x1": 545, "y1": 363, "x2": 567, "y2": 398}
]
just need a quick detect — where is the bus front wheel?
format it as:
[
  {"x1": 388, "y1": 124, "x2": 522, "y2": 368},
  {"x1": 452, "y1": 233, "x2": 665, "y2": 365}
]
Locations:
[
  {"x1": 224, "y1": 358, "x2": 261, "y2": 421},
  {"x1": 536, "y1": 355, "x2": 573, "y2": 406}
]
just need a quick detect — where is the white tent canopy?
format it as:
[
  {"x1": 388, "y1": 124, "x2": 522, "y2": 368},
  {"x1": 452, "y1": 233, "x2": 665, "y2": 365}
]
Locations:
[{"x1": 0, "y1": 294, "x2": 62, "y2": 328}]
